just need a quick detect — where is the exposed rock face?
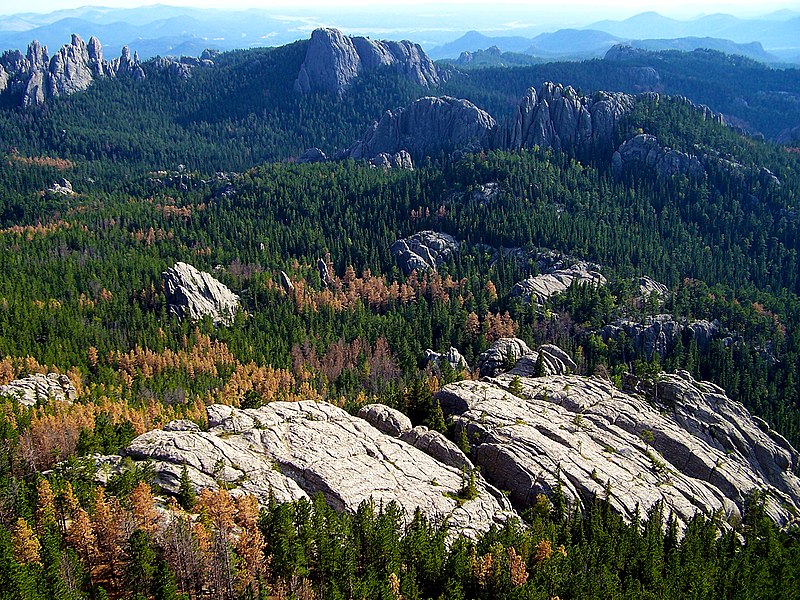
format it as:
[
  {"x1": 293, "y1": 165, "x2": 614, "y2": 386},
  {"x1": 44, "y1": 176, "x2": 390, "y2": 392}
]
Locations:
[
  {"x1": 295, "y1": 28, "x2": 440, "y2": 96},
  {"x1": 279, "y1": 270, "x2": 294, "y2": 294},
  {"x1": 151, "y1": 52, "x2": 215, "y2": 79},
  {"x1": 46, "y1": 178, "x2": 75, "y2": 196},
  {"x1": 162, "y1": 262, "x2": 240, "y2": 326},
  {"x1": 347, "y1": 96, "x2": 497, "y2": 162},
  {"x1": 425, "y1": 347, "x2": 470, "y2": 373},
  {"x1": 476, "y1": 338, "x2": 533, "y2": 377},
  {"x1": 125, "y1": 401, "x2": 511, "y2": 537},
  {"x1": 639, "y1": 276, "x2": 669, "y2": 299},
  {"x1": 0, "y1": 35, "x2": 144, "y2": 107},
  {"x1": 369, "y1": 150, "x2": 414, "y2": 170},
  {"x1": 507, "y1": 83, "x2": 633, "y2": 155},
  {"x1": 600, "y1": 315, "x2": 719, "y2": 359},
  {"x1": 316, "y1": 258, "x2": 332, "y2": 287},
  {"x1": 401, "y1": 426, "x2": 474, "y2": 471},
  {"x1": 512, "y1": 262, "x2": 606, "y2": 304},
  {"x1": 390, "y1": 230, "x2": 459, "y2": 273},
  {"x1": 0, "y1": 373, "x2": 77, "y2": 406},
  {"x1": 612, "y1": 134, "x2": 705, "y2": 179},
  {"x1": 297, "y1": 148, "x2": 328, "y2": 164},
  {"x1": 437, "y1": 370, "x2": 800, "y2": 529},
  {"x1": 358, "y1": 404, "x2": 412, "y2": 437},
  {"x1": 477, "y1": 339, "x2": 577, "y2": 378}
]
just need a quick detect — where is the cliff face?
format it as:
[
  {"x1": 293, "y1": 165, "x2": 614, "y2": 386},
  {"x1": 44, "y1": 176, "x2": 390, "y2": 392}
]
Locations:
[
  {"x1": 294, "y1": 28, "x2": 441, "y2": 96},
  {"x1": 347, "y1": 96, "x2": 498, "y2": 161},
  {"x1": 0, "y1": 34, "x2": 144, "y2": 107}
]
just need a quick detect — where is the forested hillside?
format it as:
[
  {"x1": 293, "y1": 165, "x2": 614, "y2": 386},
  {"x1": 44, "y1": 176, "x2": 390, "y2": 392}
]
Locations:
[{"x1": 0, "y1": 33, "x2": 799, "y2": 599}]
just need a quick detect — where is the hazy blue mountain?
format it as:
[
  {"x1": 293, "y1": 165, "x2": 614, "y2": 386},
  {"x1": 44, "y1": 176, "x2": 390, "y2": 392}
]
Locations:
[
  {"x1": 588, "y1": 11, "x2": 800, "y2": 58},
  {"x1": 631, "y1": 38, "x2": 779, "y2": 63},
  {"x1": 526, "y1": 29, "x2": 621, "y2": 57},
  {"x1": 428, "y1": 31, "x2": 534, "y2": 59}
]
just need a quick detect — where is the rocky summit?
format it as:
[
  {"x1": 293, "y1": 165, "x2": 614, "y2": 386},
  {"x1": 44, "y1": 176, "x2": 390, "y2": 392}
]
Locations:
[
  {"x1": 295, "y1": 28, "x2": 441, "y2": 97},
  {"x1": 507, "y1": 83, "x2": 633, "y2": 154},
  {"x1": 612, "y1": 133, "x2": 706, "y2": 179},
  {"x1": 162, "y1": 262, "x2": 240, "y2": 326},
  {"x1": 0, "y1": 34, "x2": 143, "y2": 107},
  {"x1": 122, "y1": 401, "x2": 512, "y2": 538},
  {"x1": 437, "y1": 369, "x2": 800, "y2": 529}
]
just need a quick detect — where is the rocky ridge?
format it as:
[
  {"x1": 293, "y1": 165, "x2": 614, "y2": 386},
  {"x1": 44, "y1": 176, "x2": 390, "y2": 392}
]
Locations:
[
  {"x1": 612, "y1": 133, "x2": 706, "y2": 179},
  {"x1": 123, "y1": 401, "x2": 512, "y2": 538},
  {"x1": 162, "y1": 262, "x2": 240, "y2": 326},
  {"x1": 437, "y1": 368, "x2": 800, "y2": 529},
  {"x1": 295, "y1": 28, "x2": 441, "y2": 97},
  {"x1": 0, "y1": 34, "x2": 143, "y2": 107}
]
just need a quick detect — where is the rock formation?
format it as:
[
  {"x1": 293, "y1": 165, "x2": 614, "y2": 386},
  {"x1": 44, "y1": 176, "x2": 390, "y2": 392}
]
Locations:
[
  {"x1": 390, "y1": 230, "x2": 459, "y2": 273},
  {"x1": 0, "y1": 34, "x2": 144, "y2": 107},
  {"x1": 162, "y1": 262, "x2": 240, "y2": 326},
  {"x1": 122, "y1": 401, "x2": 512, "y2": 538},
  {"x1": 437, "y1": 368, "x2": 800, "y2": 529},
  {"x1": 639, "y1": 275, "x2": 669, "y2": 299},
  {"x1": 368, "y1": 150, "x2": 414, "y2": 170},
  {"x1": 0, "y1": 373, "x2": 77, "y2": 406},
  {"x1": 612, "y1": 133, "x2": 706, "y2": 179},
  {"x1": 507, "y1": 83, "x2": 633, "y2": 155},
  {"x1": 295, "y1": 28, "x2": 441, "y2": 96},
  {"x1": 297, "y1": 148, "x2": 328, "y2": 164},
  {"x1": 512, "y1": 262, "x2": 606, "y2": 304},
  {"x1": 425, "y1": 347, "x2": 470, "y2": 373},
  {"x1": 600, "y1": 315, "x2": 719, "y2": 359},
  {"x1": 476, "y1": 338, "x2": 577, "y2": 378},
  {"x1": 347, "y1": 96, "x2": 497, "y2": 162}
]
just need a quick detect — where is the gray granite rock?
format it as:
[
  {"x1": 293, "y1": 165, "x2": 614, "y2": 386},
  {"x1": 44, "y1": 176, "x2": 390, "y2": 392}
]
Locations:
[
  {"x1": 437, "y1": 371, "x2": 800, "y2": 529},
  {"x1": 639, "y1": 276, "x2": 669, "y2": 299},
  {"x1": 390, "y1": 230, "x2": 459, "y2": 273},
  {"x1": 124, "y1": 401, "x2": 512, "y2": 537},
  {"x1": 508, "y1": 83, "x2": 633, "y2": 154},
  {"x1": 1, "y1": 35, "x2": 144, "y2": 107},
  {"x1": 348, "y1": 96, "x2": 497, "y2": 162},
  {"x1": 476, "y1": 338, "x2": 533, "y2": 377},
  {"x1": 425, "y1": 347, "x2": 470, "y2": 373},
  {"x1": 612, "y1": 134, "x2": 706, "y2": 179},
  {"x1": 600, "y1": 315, "x2": 719, "y2": 359},
  {"x1": 512, "y1": 263, "x2": 606, "y2": 304},
  {"x1": 369, "y1": 150, "x2": 414, "y2": 170},
  {"x1": 297, "y1": 148, "x2": 328, "y2": 164},
  {"x1": 0, "y1": 373, "x2": 77, "y2": 406},
  {"x1": 295, "y1": 28, "x2": 440, "y2": 96},
  {"x1": 358, "y1": 403, "x2": 412, "y2": 437},
  {"x1": 162, "y1": 262, "x2": 240, "y2": 326}
]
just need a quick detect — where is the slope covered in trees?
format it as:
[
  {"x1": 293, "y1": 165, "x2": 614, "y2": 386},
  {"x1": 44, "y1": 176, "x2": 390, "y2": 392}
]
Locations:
[{"x1": 0, "y1": 33, "x2": 799, "y2": 600}]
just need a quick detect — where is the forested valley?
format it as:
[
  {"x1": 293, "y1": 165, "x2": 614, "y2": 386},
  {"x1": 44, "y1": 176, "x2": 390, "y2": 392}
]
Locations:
[{"x1": 0, "y1": 33, "x2": 798, "y2": 599}]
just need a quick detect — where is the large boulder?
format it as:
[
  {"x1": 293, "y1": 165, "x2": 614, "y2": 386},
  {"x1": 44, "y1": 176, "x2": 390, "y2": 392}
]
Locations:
[
  {"x1": 512, "y1": 262, "x2": 606, "y2": 304},
  {"x1": 436, "y1": 371, "x2": 800, "y2": 529},
  {"x1": 476, "y1": 338, "x2": 533, "y2": 377},
  {"x1": 162, "y1": 262, "x2": 240, "y2": 326},
  {"x1": 124, "y1": 401, "x2": 512, "y2": 538},
  {"x1": 0, "y1": 373, "x2": 77, "y2": 407},
  {"x1": 295, "y1": 28, "x2": 440, "y2": 97},
  {"x1": 390, "y1": 230, "x2": 459, "y2": 273},
  {"x1": 347, "y1": 96, "x2": 497, "y2": 162}
]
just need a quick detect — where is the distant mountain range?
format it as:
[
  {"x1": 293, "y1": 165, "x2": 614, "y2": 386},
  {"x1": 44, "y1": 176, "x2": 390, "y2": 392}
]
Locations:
[{"x1": 0, "y1": 6, "x2": 798, "y2": 64}]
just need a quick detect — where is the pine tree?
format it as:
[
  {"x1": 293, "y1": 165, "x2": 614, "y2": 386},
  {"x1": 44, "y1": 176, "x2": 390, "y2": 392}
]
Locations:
[{"x1": 177, "y1": 464, "x2": 196, "y2": 510}]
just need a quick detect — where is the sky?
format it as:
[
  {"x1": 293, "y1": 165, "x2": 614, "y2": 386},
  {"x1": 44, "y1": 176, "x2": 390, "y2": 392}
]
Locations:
[{"x1": 2, "y1": 0, "x2": 799, "y2": 19}]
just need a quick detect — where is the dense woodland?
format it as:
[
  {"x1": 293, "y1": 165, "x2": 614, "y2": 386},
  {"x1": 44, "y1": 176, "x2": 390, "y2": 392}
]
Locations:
[{"x1": 0, "y1": 39, "x2": 799, "y2": 598}]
